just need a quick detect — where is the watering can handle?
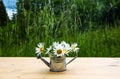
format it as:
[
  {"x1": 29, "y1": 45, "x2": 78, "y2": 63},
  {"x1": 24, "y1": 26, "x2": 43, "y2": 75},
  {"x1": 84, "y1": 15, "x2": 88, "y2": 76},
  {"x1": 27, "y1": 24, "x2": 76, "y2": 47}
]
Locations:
[{"x1": 66, "y1": 52, "x2": 78, "y2": 65}]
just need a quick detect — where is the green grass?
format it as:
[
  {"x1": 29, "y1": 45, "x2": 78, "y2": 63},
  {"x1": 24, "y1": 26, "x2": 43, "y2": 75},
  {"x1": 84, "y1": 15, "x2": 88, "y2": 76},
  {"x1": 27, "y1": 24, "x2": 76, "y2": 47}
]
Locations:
[
  {"x1": 0, "y1": 0, "x2": 120, "y2": 57},
  {"x1": 0, "y1": 26, "x2": 120, "y2": 57},
  {"x1": 78, "y1": 27, "x2": 120, "y2": 57}
]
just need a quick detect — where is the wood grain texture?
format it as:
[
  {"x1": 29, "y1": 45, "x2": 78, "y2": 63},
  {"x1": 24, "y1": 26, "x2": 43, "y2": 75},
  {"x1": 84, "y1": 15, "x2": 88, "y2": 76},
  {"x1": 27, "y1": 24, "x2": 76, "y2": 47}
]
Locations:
[{"x1": 0, "y1": 57, "x2": 120, "y2": 79}]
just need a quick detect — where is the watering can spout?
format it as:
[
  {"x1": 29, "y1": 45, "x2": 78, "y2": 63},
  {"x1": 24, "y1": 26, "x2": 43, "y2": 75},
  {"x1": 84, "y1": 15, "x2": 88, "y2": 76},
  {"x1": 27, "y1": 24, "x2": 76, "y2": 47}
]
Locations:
[{"x1": 37, "y1": 53, "x2": 50, "y2": 68}]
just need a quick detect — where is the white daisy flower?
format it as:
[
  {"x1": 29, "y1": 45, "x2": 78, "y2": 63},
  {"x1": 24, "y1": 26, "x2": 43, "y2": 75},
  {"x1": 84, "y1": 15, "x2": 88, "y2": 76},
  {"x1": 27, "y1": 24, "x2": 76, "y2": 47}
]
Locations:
[
  {"x1": 61, "y1": 41, "x2": 66, "y2": 46},
  {"x1": 53, "y1": 42, "x2": 59, "y2": 48},
  {"x1": 46, "y1": 46, "x2": 52, "y2": 54},
  {"x1": 53, "y1": 44, "x2": 64, "y2": 57},
  {"x1": 35, "y1": 43, "x2": 44, "y2": 54},
  {"x1": 61, "y1": 41, "x2": 71, "y2": 54},
  {"x1": 71, "y1": 43, "x2": 79, "y2": 52}
]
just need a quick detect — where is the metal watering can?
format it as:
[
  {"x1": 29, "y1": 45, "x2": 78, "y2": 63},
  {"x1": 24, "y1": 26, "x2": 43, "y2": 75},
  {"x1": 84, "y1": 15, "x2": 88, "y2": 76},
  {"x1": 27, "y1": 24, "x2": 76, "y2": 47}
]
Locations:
[{"x1": 37, "y1": 53, "x2": 77, "y2": 72}]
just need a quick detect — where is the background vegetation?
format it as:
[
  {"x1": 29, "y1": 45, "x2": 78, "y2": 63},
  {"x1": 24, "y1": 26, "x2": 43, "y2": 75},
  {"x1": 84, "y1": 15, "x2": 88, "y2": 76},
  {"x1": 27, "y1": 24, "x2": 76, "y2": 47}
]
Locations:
[{"x1": 0, "y1": 0, "x2": 120, "y2": 57}]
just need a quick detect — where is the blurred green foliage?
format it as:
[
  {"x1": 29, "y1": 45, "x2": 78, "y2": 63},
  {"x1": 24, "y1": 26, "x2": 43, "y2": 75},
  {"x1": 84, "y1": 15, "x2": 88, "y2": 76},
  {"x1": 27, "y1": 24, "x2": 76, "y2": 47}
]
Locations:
[{"x1": 0, "y1": 0, "x2": 120, "y2": 57}]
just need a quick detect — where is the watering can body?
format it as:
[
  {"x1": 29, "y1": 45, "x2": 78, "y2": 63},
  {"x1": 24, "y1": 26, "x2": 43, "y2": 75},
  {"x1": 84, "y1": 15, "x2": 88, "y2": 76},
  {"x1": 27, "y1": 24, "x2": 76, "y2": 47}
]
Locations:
[{"x1": 37, "y1": 53, "x2": 77, "y2": 72}]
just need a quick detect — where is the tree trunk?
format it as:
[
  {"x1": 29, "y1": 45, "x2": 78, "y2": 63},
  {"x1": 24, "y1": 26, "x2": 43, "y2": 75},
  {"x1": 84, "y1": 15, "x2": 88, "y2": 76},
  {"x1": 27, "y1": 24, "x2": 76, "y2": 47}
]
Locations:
[{"x1": 0, "y1": 0, "x2": 9, "y2": 26}]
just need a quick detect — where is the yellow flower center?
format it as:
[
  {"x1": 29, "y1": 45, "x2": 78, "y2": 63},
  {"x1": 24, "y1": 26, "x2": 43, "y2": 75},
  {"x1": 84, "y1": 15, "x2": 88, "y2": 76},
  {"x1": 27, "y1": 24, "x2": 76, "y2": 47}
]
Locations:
[
  {"x1": 40, "y1": 47, "x2": 44, "y2": 52},
  {"x1": 71, "y1": 46, "x2": 75, "y2": 50},
  {"x1": 57, "y1": 49, "x2": 62, "y2": 54},
  {"x1": 63, "y1": 49, "x2": 68, "y2": 53}
]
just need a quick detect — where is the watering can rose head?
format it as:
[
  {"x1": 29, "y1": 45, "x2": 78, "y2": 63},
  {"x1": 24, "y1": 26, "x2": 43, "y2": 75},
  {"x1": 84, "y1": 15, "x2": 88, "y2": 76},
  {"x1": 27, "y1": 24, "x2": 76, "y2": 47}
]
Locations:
[{"x1": 35, "y1": 41, "x2": 79, "y2": 57}]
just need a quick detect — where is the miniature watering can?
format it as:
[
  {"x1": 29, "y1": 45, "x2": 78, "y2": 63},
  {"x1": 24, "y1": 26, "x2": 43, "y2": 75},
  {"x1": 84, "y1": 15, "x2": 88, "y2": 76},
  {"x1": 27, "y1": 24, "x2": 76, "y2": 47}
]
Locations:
[{"x1": 37, "y1": 53, "x2": 77, "y2": 72}]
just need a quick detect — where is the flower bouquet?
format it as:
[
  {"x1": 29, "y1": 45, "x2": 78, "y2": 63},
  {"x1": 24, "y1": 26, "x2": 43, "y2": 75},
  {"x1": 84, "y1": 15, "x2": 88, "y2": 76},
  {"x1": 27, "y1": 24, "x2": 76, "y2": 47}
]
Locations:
[{"x1": 35, "y1": 41, "x2": 79, "y2": 72}]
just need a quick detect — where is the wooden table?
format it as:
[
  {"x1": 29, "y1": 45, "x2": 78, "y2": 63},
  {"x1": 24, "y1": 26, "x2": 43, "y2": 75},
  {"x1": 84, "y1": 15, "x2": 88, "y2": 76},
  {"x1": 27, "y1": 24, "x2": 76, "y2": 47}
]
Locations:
[{"x1": 0, "y1": 57, "x2": 120, "y2": 79}]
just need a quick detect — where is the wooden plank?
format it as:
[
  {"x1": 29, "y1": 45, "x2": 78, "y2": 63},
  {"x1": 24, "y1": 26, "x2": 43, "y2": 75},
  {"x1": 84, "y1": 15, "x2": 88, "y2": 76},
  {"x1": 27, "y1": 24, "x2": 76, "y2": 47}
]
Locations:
[{"x1": 0, "y1": 57, "x2": 120, "y2": 79}]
